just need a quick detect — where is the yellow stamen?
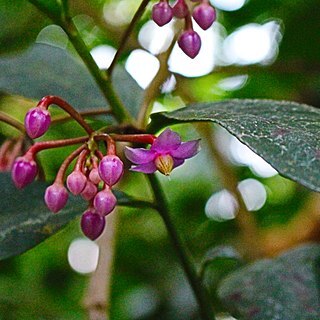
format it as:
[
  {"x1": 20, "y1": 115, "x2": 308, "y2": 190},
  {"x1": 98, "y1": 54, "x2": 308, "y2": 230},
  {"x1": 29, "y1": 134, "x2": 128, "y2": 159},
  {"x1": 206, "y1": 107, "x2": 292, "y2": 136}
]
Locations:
[{"x1": 155, "y1": 154, "x2": 174, "y2": 176}]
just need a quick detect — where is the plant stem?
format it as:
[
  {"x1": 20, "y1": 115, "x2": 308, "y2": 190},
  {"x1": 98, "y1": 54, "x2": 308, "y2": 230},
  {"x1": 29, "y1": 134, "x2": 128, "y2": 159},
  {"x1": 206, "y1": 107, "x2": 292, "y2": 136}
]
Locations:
[
  {"x1": 27, "y1": 136, "x2": 88, "y2": 157},
  {"x1": 147, "y1": 174, "x2": 216, "y2": 320},
  {"x1": 55, "y1": 144, "x2": 87, "y2": 183},
  {"x1": 108, "y1": 0, "x2": 151, "y2": 76},
  {"x1": 38, "y1": 96, "x2": 94, "y2": 134},
  {"x1": 27, "y1": 0, "x2": 134, "y2": 124},
  {"x1": 0, "y1": 112, "x2": 25, "y2": 133},
  {"x1": 59, "y1": 19, "x2": 134, "y2": 124},
  {"x1": 51, "y1": 109, "x2": 113, "y2": 125}
]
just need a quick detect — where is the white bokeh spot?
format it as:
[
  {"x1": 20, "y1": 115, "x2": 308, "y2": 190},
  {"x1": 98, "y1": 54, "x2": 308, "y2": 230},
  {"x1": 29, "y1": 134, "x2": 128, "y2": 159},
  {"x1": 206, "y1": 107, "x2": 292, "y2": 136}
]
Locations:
[
  {"x1": 68, "y1": 238, "x2": 99, "y2": 274},
  {"x1": 238, "y1": 178, "x2": 267, "y2": 211},
  {"x1": 125, "y1": 49, "x2": 160, "y2": 89},
  {"x1": 223, "y1": 21, "x2": 281, "y2": 65},
  {"x1": 205, "y1": 189, "x2": 239, "y2": 221},
  {"x1": 90, "y1": 45, "x2": 116, "y2": 69}
]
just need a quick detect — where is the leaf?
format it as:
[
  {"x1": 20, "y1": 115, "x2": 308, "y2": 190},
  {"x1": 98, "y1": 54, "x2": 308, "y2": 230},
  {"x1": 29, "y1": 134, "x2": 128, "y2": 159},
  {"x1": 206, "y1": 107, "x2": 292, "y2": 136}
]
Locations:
[
  {"x1": 0, "y1": 173, "x2": 150, "y2": 260},
  {"x1": 0, "y1": 43, "x2": 142, "y2": 115},
  {"x1": 0, "y1": 0, "x2": 47, "y2": 54},
  {"x1": 200, "y1": 246, "x2": 242, "y2": 275},
  {"x1": 149, "y1": 99, "x2": 320, "y2": 192},
  {"x1": 217, "y1": 244, "x2": 320, "y2": 320}
]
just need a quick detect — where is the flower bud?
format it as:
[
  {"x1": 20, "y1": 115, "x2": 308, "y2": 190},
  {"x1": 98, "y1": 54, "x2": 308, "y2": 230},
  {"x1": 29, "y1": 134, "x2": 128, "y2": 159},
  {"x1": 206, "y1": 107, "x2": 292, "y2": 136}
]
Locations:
[
  {"x1": 152, "y1": 1, "x2": 173, "y2": 26},
  {"x1": 172, "y1": 0, "x2": 189, "y2": 18},
  {"x1": 81, "y1": 209, "x2": 105, "y2": 240},
  {"x1": 98, "y1": 155, "x2": 124, "y2": 187},
  {"x1": 44, "y1": 183, "x2": 69, "y2": 213},
  {"x1": 81, "y1": 181, "x2": 98, "y2": 201},
  {"x1": 89, "y1": 168, "x2": 101, "y2": 185},
  {"x1": 178, "y1": 30, "x2": 201, "y2": 58},
  {"x1": 11, "y1": 156, "x2": 38, "y2": 189},
  {"x1": 24, "y1": 107, "x2": 51, "y2": 139},
  {"x1": 192, "y1": 3, "x2": 216, "y2": 30},
  {"x1": 66, "y1": 171, "x2": 87, "y2": 195},
  {"x1": 93, "y1": 188, "x2": 117, "y2": 216}
]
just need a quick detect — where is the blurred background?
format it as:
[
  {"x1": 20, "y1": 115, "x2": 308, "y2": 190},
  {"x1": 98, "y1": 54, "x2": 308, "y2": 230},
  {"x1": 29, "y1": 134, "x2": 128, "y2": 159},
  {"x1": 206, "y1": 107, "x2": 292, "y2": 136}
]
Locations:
[{"x1": 0, "y1": 0, "x2": 320, "y2": 319}]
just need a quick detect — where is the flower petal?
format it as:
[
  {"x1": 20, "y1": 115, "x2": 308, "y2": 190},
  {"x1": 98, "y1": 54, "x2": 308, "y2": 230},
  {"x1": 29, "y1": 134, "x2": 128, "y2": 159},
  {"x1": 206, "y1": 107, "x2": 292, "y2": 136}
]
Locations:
[
  {"x1": 130, "y1": 162, "x2": 157, "y2": 174},
  {"x1": 124, "y1": 147, "x2": 156, "y2": 164},
  {"x1": 173, "y1": 158, "x2": 185, "y2": 168},
  {"x1": 151, "y1": 128, "x2": 181, "y2": 152},
  {"x1": 171, "y1": 139, "x2": 200, "y2": 159}
]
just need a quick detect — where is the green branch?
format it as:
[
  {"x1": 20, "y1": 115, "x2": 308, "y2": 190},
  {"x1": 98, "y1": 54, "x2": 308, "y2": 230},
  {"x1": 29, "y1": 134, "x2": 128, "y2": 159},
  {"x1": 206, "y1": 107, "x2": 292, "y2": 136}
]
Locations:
[
  {"x1": 108, "y1": 0, "x2": 151, "y2": 76},
  {"x1": 148, "y1": 174, "x2": 216, "y2": 320},
  {"x1": 27, "y1": 0, "x2": 134, "y2": 125}
]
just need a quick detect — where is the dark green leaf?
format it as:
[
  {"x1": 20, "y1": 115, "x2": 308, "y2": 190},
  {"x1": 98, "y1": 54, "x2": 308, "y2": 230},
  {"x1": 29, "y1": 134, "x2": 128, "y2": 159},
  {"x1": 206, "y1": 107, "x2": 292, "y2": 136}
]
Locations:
[
  {"x1": 149, "y1": 99, "x2": 320, "y2": 192},
  {"x1": 26, "y1": 0, "x2": 62, "y2": 21},
  {"x1": 0, "y1": 0, "x2": 47, "y2": 54},
  {"x1": 0, "y1": 173, "x2": 150, "y2": 260},
  {"x1": 217, "y1": 244, "x2": 320, "y2": 319},
  {"x1": 200, "y1": 246, "x2": 242, "y2": 275},
  {"x1": 0, "y1": 43, "x2": 142, "y2": 115}
]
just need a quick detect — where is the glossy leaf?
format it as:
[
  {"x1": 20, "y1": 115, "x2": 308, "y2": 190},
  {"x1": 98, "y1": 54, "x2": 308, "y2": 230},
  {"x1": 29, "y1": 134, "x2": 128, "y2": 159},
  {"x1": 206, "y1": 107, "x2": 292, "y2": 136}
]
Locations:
[
  {"x1": 149, "y1": 99, "x2": 320, "y2": 192},
  {"x1": 0, "y1": 43, "x2": 142, "y2": 115},
  {"x1": 0, "y1": 173, "x2": 151, "y2": 260},
  {"x1": 218, "y1": 244, "x2": 320, "y2": 319}
]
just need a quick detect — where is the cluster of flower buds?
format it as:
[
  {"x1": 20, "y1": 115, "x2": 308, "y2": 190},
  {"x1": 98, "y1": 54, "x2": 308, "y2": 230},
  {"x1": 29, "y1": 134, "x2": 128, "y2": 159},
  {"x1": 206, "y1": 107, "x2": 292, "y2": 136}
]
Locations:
[
  {"x1": 152, "y1": 0, "x2": 216, "y2": 58},
  {"x1": 10, "y1": 96, "x2": 200, "y2": 240}
]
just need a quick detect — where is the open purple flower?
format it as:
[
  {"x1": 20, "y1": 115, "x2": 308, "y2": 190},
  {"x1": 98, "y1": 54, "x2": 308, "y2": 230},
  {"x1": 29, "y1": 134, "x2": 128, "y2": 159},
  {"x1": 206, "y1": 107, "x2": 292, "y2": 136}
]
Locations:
[{"x1": 124, "y1": 128, "x2": 200, "y2": 176}]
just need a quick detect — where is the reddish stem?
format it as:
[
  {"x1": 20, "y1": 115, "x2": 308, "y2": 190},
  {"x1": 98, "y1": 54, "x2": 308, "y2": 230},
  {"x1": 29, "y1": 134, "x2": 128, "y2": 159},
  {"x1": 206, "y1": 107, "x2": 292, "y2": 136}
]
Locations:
[
  {"x1": 110, "y1": 134, "x2": 156, "y2": 144},
  {"x1": 184, "y1": 12, "x2": 193, "y2": 30},
  {"x1": 37, "y1": 96, "x2": 94, "y2": 134},
  {"x1": 95, "y1": 150, "x2": 104, "y2": 160},
  {"x1": 75, "y1": 149, "x2": 89, "y2": 172},
  {"x1": 25, "y1": 136, "x2": 88, "y2": 159},
  {"x1": 93, "y1": 134, "x2": 116, "y2": 155},
  {"x1": 55, "y1": 144, "x2": 87, "y2": 184}
]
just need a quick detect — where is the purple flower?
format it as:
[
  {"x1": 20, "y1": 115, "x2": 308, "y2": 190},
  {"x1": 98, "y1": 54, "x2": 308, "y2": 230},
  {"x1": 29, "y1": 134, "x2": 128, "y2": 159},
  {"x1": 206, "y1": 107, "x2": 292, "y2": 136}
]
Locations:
[
  {"x1": 124, "y1": 128, "x2": 200, "y2": 176},
  {"x1": 93, "y1": 187, "x2": 117, "y2": 216},
  {"x1": 172, "y1": 0, "x2": 189, "y2": 19},
  {"x1": 152, "y1": 1, "x2": 173, "y2": 27},
  {"x1": 66, "y1": 170, "x2": 87, "y2": 195},
  {"x1": 178, "y1": 30, "x2": 202, "y2": 59},
  {"x1": 98, "y1": 155, "x2": 124, "y2": 187},
  {"x1": 192, "y1": 3, "x2": 216, "y2": 30},
  {"x1": 24, "y1": 106, "x2": 51, "y2": 139},
  {"x1": 44, "y1": 183, "x2": 69, "y2": 213},
  {"x1": 11, "y1": 156, "x2": 38, "y2": 189},
  {"x1": 81, "y1": 209, "x2": 105, "y2": 240}
]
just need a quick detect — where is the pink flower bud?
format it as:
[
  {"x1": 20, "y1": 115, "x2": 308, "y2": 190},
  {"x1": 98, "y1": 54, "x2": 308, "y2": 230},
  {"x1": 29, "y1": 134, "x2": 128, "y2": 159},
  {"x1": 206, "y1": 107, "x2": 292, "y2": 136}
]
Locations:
[
  {"x1": 81, "y1": 209, "x2": 105, "y2": 240},
  {"x1": 192, "y1": 3, "x2": 216, "y2": 30},
  {"x1": 24, "y1": 107, "x2": 51, "y2": 139},
  {"x1": 93, "y1": 188, "x2": 117, "y2": 216},
  {"x1": 178, "y1": 30, "x2": 201, "y2": 58},
  {"x1": 44, "y1": 183, "x2": 69, "y2": 213},
  {"x1": 66, "y1": 171, "x2": 87, "y2": 195},
  {"x1": 81, "y1": 181, "x2": 98, "y2": 201},
  {"x1": 152, "y1": 1, "x2": 173, "y2": 26},
  {"x1": 11, "y1": 156, "x2": 38, "y2": 189},
  {"x1": 98, "y1": 155, "x2": 124, "y2": 187},
  {"x1": 172, "y1": 0, "x2": 189, "y2": 18},
  {"x1": 89, "y1": 168, "x2": 101, "y2": 185}
]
